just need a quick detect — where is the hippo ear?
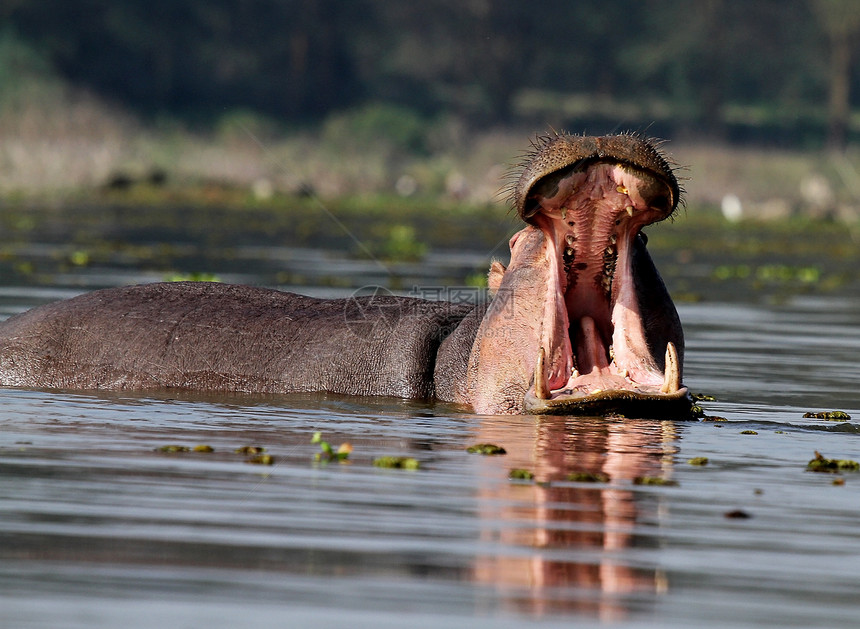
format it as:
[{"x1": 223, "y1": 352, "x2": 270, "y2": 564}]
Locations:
[{"x1": 487, "y1": 260, "x2": 507, "y2": 295}]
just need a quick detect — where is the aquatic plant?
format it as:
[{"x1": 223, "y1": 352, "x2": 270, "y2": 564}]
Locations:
[
  {"x1": 373, "y1": 456, "x2": 420, "y2": 470},
  {"x1": 465, "y1": 443, "x2": 506, "y2": 455},
  {"x1": 566, "y1": 471, "x2": 610, "y2": 483},
  {"x1": 807, "y1": 451, "x2": 859, "y2": 473},
  {"x1": 508, "y1": 469, "x2": 534, "y2": 481},
  {"x1": 803, "y1": 410, "x2": 851, "y2": 421},
  {"x1": 312, "y1": 431, "x2": 352, "y2": 463},
  {"x1": 633, "y1": 476, "x2": 678, "y2": 486}
]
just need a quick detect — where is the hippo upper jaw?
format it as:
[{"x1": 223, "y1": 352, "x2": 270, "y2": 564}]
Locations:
[{"x1": 515, "y1": 142, "x2": 691, "y2": 418}]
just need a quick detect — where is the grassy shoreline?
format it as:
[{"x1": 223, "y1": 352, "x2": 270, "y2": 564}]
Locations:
[
  {"x1": 2, "y1": 88, "x2": 860, "y2": 224},
  {"x1": 2, "y1": 189, "x2": 858, "y2": 294}
]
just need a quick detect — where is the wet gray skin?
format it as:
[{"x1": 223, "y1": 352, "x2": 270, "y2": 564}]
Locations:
[{"x1": 0, "y1": 133, "x2": 690, "y2": 416}]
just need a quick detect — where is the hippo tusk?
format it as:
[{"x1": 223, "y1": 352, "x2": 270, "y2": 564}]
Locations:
[
  {"x1": 660, "y1": 342, "x2": 680, "y2": 394},
  {"x1": 534, "y1": 346, "x2": 550, "y2": 400}
]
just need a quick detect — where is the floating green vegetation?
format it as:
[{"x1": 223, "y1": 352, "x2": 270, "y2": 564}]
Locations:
[
  {"x1": 633, "y1": 476, "x2": 678, "y2": 486},
  {"x1": 373, "y1": 456, "x2": 420, "y2": 470},
  {"x1": 155, "y1": 445, "x2": 190, "y2": 453},
  {"x1": 377, "y1": 224, "x2": 427, "y2": 261},
  {"x1": 803, "y1": 410, "x2": 851, "y2": 421},
  {"x1": 807, "y1": 451, "x2": 860, "y2": 473},
  {"x1": 508, "y1": 468, "x2": 535, "y2": 481},
  {"x1": 164, "y1": 272, "x2": 222, "y2": 282},
  {"x1": 464, "y1": 272, "x2": 488, "y2": 288},
  {"x1": 566, "y1": 471, "x2": 610, "y2": 483},
  {"x1": 712, "y1": 263, "x2": 821, "y2": 284},
  {"x1": 740, "y1": 430, "x2": 759, "y2": 435},
  {"x1": 311, "y1": 431, "x2": 352, "y2": 463},
  {"x1": 154, "y1": 443, "x2": 279, "y2": 464},
  {"x1": 69, "y1": 250, "x2": 90, "y2": 266},
  {"x1": 466, "y1": 443, "x2": 507, "y2": 455},
  {"x1": 690, "y1": 404, "x2": 705, "y2": 418},
  {"x1": 687, "y1": 456, "x2": 710, "y2": 466},
  {"x1": 246, "y1": 453, "x2": 275, "y2": 465},
  {"x1": 14, "y1": 261, "x2": 34, "y2": 275},
  {"x1": 156, "y1": 444, "x2": 214, "y2": 453},
  {"x1": 693, "y1": 393, "x2": 716, "y2": 401},
  {"x1": 702, "y1": 415, "x2": 728, "y2": 422},
  {"x1": 235, "y1": 446, "x2": 266, "y2": 454}
]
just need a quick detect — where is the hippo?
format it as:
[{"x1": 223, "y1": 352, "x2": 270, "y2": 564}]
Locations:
[{"x1": 0, "y1": 132, "x2": 690, "y2": 416}]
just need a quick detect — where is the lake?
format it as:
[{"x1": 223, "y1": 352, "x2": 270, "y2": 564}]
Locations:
[{"x1": 1, "y1": 202, "x2": 859, "y2": 628}]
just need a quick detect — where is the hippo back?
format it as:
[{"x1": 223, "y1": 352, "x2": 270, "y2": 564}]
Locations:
[{"x1": 0, "y1": 282, "x2": 474, "y2": 398}]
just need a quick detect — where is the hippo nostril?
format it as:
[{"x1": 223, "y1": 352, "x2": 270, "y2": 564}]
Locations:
[
  {"x1": 650, "y1": 194, "x2": 671, "y2": 213},
  {"x1": 522, "y1": 199, "x2": 541, "y2": 221}
]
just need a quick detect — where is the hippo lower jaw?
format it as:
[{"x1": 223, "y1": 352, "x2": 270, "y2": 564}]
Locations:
[
  {"x1": 523, "y1": 386, "x2": 691, "y2": 416},
  {"x1": 524, "y1": 338, "x2": 691, "y2": 416},
  {"x1": 521, "y1": 159, "x2": 692, "y2": 417}
]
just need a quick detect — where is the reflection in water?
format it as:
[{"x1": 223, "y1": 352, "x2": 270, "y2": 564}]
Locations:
[{"x1": 473, "y1": 416, "x2": 679, "y2": 619}]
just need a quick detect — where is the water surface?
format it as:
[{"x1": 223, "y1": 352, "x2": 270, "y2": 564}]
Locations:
[{"x1": 2, "y1": 208, "x2": 860, "y2": 628}]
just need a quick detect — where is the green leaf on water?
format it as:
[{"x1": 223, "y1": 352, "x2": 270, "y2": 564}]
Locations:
[
  {"x1": 465, "y1": 443, "x2": 507, "y2": 455},
  {"x1": 312, "y1": 431, "x2": 351, "y2": 463},
  {"x1": 373, "y1": 456, "x2": 419, "y2": 470},
  {"x1": 807, "y1": 451, "x2": 860, "y2": 473},
  {"x1": 508, "y1": 468, "x2": 534, "y2": 481}
]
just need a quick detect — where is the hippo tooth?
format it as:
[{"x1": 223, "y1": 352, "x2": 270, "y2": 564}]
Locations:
[
  {"x1": 534, "y1": 347, "x2": 550, "y2": 399},
  {"x1": 626, "y1": 206, "x2": 635, "y2": 216},
  {"x1": 660, "y1": 342, "x2": 680, "y2": 394},
  {"x1": 616, "y1": 185, "x2": 628, "y2": 194}
]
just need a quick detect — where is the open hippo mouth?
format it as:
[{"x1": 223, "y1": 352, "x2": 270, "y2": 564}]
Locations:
[{"x1": 513, "y1": 134, "x2": 691, "y2": 416}]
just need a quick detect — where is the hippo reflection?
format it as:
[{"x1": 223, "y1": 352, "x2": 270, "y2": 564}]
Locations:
[{"x1": 0, "y1": 133, "x2": 690, "y2": 416}]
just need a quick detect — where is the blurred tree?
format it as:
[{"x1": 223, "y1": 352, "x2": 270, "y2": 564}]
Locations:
[
  {"x1": 619, "y1": 0, "x2": 824, "y2": 140},
  {"x1": 358, "y1": 0, "x2": 537, "y2": 121},
  {"x1": 5, "y1": 0, "x2": 368, "y2": 120},
  {"x1": 809, "y1": 0, "x2": 860, "y2": 149},
  {"x1": 1, "y1": 0, "x2": 855, "y2": 146}
]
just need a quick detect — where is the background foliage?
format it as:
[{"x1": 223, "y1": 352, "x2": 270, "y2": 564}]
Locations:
[{"x1": 3, "y1": 0, "x2": 859, "y2": 148}]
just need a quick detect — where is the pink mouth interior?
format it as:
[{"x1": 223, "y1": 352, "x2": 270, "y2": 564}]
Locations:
[{"x1": 527, "y1": 162, "x2": 676, "y2": 400}]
